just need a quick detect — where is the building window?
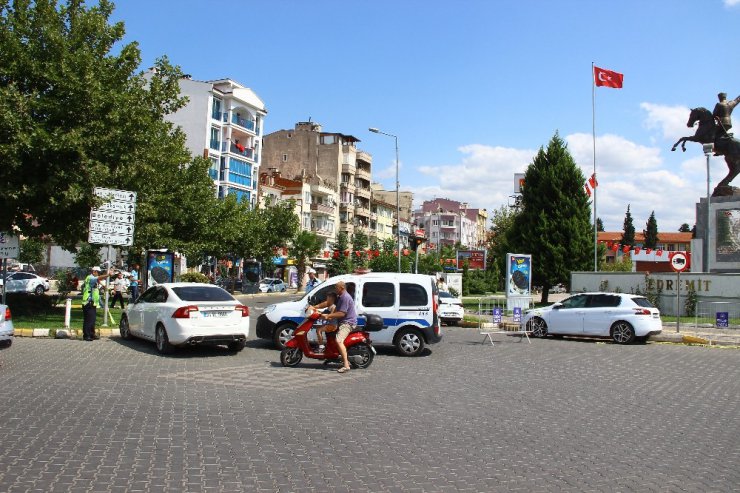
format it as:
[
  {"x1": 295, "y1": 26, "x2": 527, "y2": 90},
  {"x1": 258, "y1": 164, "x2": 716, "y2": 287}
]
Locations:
[
  {"x1": 283, "y1": 154, "x2": 288, "y2": 162},
  {"x1": 211, "y1": 97, "x2": 222, "y2": 120},
  {"x1": 304, "y1": 192, "x2": 311, "y2": 204},
  {"x1": 228, "y1": 158, "x2": 252, "y2": 187},
  {"x1": 210, "y1": 127, "x2": 220, "y2": 151},
  {"x1": 208, "y1": 157, "x2": 219, "y2": 180}
]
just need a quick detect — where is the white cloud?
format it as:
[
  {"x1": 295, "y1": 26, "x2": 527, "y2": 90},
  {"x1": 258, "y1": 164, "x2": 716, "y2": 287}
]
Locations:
[
  {"x1": 725, "y1": 0, "x2": 740, "y2": 6},
  {"x1": 410, "y1": 132, "x2": 715, "y2": 234},
  {"x1": 640, "y1": 102, "x2": 691, "y2": 142}
]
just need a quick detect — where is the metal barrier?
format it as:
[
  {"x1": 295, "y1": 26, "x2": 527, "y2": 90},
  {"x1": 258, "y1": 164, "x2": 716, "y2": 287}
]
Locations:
[
  {"x1": 694, "y1": 301, "x2": 740, "y2": 330},
  {"x1": 475, "y1": 296, "x2": 532, "y2": 345}
]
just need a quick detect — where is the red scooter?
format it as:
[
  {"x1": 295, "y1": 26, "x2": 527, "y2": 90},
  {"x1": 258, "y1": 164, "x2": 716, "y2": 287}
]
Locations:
[{"x1": 279, "y1": 310, "x2": 378, "y2": 369}]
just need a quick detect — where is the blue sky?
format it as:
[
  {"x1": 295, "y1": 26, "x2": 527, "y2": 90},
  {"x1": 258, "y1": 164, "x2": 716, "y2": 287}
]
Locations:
[{"x1": 112, "y1": 0, "x2": 740, "y2": 232}]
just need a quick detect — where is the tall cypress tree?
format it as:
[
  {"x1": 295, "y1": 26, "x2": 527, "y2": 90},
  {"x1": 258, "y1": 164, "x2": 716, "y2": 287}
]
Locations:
[
  {"x1": 621, "y1": 205, "x2": 636, "y2": 247},
  {"x1": 509, "y1": 133, "x2": 593, "y2": 303},
  {"x1": 643, "y1": 211, "x2": 659, "y2": 249}
]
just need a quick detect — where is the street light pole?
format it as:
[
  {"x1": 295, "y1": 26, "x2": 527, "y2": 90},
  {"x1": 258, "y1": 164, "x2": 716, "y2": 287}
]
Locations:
[
  {"x1": 703, "y1": 143, "x2": 713, "y2": 273},
  {"x1": 369, "y1": 127, "x2": 402, "y2": 273}
]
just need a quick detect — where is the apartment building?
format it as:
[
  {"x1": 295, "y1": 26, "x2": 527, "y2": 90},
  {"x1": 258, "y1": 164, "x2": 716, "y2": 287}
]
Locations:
[
  {"x1": 262, "y1": 122, "x2": 374, "y2": 248},
  {"x1": 413, "y1": 198, "x2": 487, "y2": 251},
  {"x1": 165, "y1": 76, "x2": 266, "y2": 207}
]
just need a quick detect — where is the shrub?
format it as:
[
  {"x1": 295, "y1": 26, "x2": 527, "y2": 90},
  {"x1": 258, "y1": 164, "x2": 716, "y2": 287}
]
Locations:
[
  {"x1": 179, "y1": 272, "x2": 210, "y2": 283},
  {"x1": 5, "y1": 292, "x2": 58, "y2": 316}
]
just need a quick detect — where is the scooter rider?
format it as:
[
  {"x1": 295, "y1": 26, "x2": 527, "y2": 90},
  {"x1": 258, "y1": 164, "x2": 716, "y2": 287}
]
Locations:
[
  {"x1": 315, "y1": 291, "x2": 338, "y2": 352},
  {"x1": 309, "y1": 281, "x2": 356, "y2": 373}
]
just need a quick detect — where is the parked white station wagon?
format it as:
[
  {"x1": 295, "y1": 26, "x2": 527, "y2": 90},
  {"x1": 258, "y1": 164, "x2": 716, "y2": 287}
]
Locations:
[{"x1": 521, "y1": 292, "x2": 662, "y2": 344}]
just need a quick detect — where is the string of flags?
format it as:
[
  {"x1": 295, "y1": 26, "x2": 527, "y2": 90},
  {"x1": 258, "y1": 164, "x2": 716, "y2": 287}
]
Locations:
[{"x1": 601, "y1": 241, "x2": 665, "y2": 256}]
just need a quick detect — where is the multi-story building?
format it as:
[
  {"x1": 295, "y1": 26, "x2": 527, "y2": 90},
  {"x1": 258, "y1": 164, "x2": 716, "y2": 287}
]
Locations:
[
  {"x1": 165, "y1": 76, "x2": 266, "y2": 207},
  {"x1": 263, "y1": 122, "x2": 373, "y2": 248},
  {"x1": 370, "y1": 198, "x2": 396, "y2": 245},
  {"x1": 371, "y1": 184, "x2": 412, "y2": 248},
  {"x1": 413, "y1": 198, "x2": 487, "y2": 251}
]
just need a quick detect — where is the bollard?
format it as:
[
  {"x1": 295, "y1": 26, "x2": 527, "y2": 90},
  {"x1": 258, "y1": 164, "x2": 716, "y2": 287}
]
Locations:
[{"x1": 64, "y1": 297, "x2": 71, "y2": 329}]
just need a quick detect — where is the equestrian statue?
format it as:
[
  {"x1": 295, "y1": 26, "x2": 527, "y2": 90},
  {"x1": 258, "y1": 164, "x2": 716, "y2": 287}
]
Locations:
[{"x1": 672, "y1": 92, "x2": 740, "y2": 196}]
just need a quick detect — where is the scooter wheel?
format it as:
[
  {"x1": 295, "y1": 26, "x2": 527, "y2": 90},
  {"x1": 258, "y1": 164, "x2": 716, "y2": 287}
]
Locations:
[
  {"x1": 280, "y1": 347, "x2": 303, "y2": 367},
  {"x1": 348, "y1": 343, "x2": 374, "y2": 369}
]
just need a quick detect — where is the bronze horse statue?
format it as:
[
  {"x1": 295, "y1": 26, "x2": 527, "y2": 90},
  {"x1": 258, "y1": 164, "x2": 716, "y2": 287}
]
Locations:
[{"x1": 672, "y1": 107, "x2": 740, "y2": 196}]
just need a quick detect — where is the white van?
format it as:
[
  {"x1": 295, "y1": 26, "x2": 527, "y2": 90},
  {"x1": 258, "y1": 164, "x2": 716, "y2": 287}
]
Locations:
[{"x1": 256, "y1": 272, "x2": 442, "y2": 356}]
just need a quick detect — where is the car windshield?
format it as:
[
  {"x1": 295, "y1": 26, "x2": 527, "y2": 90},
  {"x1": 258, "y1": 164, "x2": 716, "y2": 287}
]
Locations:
[
  {"x1": 632, "y1": 297, "x2": 655, "y2": 308},
  {"x1": 439, "y1": 292, "x2": 454, "y2": 300},
  {"x1": 171, "y1": 286, "x2": 234, "y2": 302}
]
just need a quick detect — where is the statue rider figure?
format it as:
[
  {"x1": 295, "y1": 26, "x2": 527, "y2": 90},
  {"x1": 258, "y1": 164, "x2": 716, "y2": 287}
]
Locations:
[{"x1": 713, "y1": 92, "x2": 740, "y2": 135}]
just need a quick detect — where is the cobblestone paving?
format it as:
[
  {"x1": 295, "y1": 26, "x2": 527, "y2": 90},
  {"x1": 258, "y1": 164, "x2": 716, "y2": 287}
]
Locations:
[{"x1": 1, "y1": 329, "x2": 739, "y2": 492}]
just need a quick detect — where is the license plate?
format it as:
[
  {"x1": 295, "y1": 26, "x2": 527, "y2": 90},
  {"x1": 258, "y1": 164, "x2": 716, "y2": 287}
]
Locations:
[{"x1": 203, "y1": 311, "x2": 230, "y2": 318}]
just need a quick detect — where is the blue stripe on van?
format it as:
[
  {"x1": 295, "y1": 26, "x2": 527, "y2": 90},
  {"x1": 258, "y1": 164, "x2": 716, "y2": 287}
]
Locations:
[{"x1": 281, "y1": 316, "x2": 429, "y2": 328}]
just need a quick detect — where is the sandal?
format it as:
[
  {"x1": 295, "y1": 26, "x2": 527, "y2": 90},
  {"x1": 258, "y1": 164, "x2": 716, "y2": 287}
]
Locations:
[{"x1": 337, "y1": 367, "x2": 350, "y2": 374}]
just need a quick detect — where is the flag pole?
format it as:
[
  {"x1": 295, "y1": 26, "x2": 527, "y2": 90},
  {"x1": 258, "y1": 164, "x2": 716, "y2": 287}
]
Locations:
[{"x1": 591, "y1": 62, "x2": 598, "y2": 272}]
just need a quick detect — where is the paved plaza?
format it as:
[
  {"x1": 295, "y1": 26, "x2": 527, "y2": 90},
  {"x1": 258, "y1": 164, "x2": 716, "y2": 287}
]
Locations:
[{"x1": 1, "y1": 328, "x2": 739, "y2": 492}]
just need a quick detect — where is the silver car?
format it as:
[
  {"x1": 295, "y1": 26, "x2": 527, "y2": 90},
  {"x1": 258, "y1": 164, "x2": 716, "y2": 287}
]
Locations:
[{"x1": 1, "y1": 272, "x2": 51, "y2": 295}]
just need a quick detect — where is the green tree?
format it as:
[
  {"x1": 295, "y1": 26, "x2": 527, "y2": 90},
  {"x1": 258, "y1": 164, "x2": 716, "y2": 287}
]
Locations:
[
  {"x1": 487, "y1": 205, "x2": 520, "y2": 291},
  {"x1": 508, "y1": 133, "x2": 592, "y2": 303},
  {"x1": 643, "y1": 211, "x2": 659, "y2": 249},
  {"x1": 678, "y1": 223, "x2": 691, "y2": 233},
  {"x1": 351, "y1": 230, "x2": 370, "y2": 269},
  {"x1": 0, "y1": 1, "x2": 239, "y2": 259},
  {"x1": 328, "y1": 232, "x2": 353, "y2": 276},
  {"x1": 620, "y1": 204, "x2": 636, "y2": 248},
  {"x1": 74, "y1": 244, "x2": 101, "y2": 270},
  {"x1": 597, "y1": 217, "x2": 604, "y2": 232},
  {"x1": 290, "y1": 231, "x2": 323, "y2": 290},
  {"x1": 19, "y1": 238, "x2": 45, "y2": 265}
]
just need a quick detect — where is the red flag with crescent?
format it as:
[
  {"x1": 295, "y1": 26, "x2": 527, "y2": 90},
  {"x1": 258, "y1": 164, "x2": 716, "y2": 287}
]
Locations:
[{"x1": 594, "y1": 66, "x2": 623, "y2": 88}]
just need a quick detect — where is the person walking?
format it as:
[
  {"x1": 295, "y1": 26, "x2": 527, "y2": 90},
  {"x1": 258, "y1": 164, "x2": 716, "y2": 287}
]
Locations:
[
  {"x1": 81, "y1": 266, "x2": 110, "y2": 342},
  {"x1": 305, "y1": 270, "x2": 320, "y2": 292},
  {"x1": 129, "y1": 263, "x2": 140, "y2": 303},
  {"x1": 110, "y1": 272, "x2": 126, "y2": 309}
]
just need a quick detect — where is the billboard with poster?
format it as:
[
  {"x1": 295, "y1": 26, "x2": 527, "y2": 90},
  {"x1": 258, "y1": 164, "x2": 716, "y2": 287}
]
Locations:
[
  {"x1": 506, "y1": 253, "x2": 532, "y2": 296},
  {"x1": 456, "y1": 250, "x2": 486, "y2": 270},
  {"x1": 144, "y1": 250, "x2": 174, "y2": 290}
]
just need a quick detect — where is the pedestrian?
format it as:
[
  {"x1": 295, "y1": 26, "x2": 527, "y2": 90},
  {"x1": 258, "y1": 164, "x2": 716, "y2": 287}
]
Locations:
[
  {"x1": 309, "y1": 280, "x2": 357, "y2": 373},
  {"x1": 129, "y1": 263, "x2": 139, "y2": 303},
  {"x1": 110, "y1": 272, "x2": 126, "y2": 309},
  {"x1": 81, "y1": 266, "x2": 111, "y2": 342},
  {"x1": 437, "y1": 277, "x2": 448, "y2": 292},
  {"x1": 305, "y1": 270, "x2": 320, "y2": 292}
]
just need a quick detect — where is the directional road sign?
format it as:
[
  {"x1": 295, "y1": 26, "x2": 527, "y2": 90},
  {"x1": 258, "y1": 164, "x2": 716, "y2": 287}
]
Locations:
[
  {"x1": 0, "y1": 232, "x2": 20, "y2": 259},
  {"x1": 90, "y1": 210, "x2": 135, "y2": 224},
  {"x1": 88, "y1": 231, "x2": 133, "y2": 247},
  {"x1": 670, "y1": 252, "x2": 689, "y2": 272},
  {"x1": 94, "y1": 187, "x2": 137, "y2": 203},
  {"x1": 89, "y1": 187, "x2": 137, "y2": 246}
]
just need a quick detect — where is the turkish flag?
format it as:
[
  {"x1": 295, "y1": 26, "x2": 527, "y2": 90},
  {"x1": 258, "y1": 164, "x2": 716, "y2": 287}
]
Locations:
[
  {"x1": 589, "y1": 173, "x2": 598, "y2": 189},
  {"x1": 656, "y1": 250, "x2": 663, "y2": 257},
  {"x1": 634, "y1": 246, "x2": 641, "y2": 254},
  {"x1": 594, "y1": 66, "x2": 623, "y2": 88},
  {"x1": 645, "y1": 248, "x2": 652, "y2": 254},
  {"x1": 622, "y1": 245, "x2": 631, "y2": 253},
  {"x1": 611, "y1": 244, "x2": 619, "y2": 252},
  {"x1": 584, "y1": 183, "x2": 592, "y2": 197}
]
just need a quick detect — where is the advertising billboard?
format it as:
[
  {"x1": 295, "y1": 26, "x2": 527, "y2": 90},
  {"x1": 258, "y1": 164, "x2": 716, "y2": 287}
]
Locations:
[
  {"x1": 456, "y1": 250, "x2": 486, "y2": 270},
  {"x1": 506, "y1": 253, "x2": 532, "y2": 296},
  {"x1": 144, "y1": 250, "x2": 175, "y2": 290}
]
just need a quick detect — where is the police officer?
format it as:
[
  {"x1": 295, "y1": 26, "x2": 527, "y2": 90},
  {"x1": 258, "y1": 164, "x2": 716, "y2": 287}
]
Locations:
[{"x1": 81, "y1": 266, "x2": 110, "y2": 341}]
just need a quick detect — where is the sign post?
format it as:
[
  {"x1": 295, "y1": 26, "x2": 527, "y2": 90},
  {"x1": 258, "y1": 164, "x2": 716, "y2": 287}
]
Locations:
[
  {"x1": 0, "y1": 232, "x2": 20, "y2": 306},
  {"x1": 670, "y1": 252, "x2": 689, "y2": 333},
  {"x1": 89, "y1": 188, "x2": 137, "y2": 327}
]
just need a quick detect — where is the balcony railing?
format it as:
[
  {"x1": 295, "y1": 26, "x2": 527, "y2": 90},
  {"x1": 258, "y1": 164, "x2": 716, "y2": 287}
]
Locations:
[
  {"x1": 212, "y1": 110, "x2": 222, "y2": 121},
  {"x1": 229, "y1": 143, "x2": 254, "y2": 160},
  {"x1": 210, "y1": 138, "x2": 221, "y2": 151},
  {"x1": 231, "y1": 114, "x2": 256, "y2": 132},
  {"x1": 311, "y1": 203, "x2": 335, "y2": 215},
  {"x1": 355, "y1": 187, "x2": 371, "y2": 199}
]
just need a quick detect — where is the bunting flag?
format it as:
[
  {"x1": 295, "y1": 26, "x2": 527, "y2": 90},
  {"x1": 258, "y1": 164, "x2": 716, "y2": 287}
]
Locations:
[
  {"x1": 633, "y1": 246, "x2": 641, "y2": 254},
  {"x1": 589, "y1": 173, "x2": 598, "y2": 189},
  {"x1": 645, "y1": 248, "x2": 652, "y2": 254},
  {"x1": 622, "y1": 245, "x2": 631, "y2": 253},
  {"x1": 584, "y1": 183, "x2": 592, "y2": 197}
]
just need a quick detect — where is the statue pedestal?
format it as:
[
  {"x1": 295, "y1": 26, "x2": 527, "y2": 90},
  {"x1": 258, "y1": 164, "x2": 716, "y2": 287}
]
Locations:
[{"x1": 695, "y1": 195, "x2": 740, "y2": 273}]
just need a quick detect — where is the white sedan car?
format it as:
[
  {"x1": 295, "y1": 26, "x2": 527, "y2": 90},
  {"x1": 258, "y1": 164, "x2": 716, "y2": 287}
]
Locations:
[
  {"x1": 521, "y1": 292, "x2": 663, "y2": 344},
  {"x1": 1, "y1": 272, "x2": 50, "y2": 295},
  {"x1": 119, "y1": 283, "x2": 250, "y2": 354},
  {"x1": 258, "y1": 278, "x2": 286, "y2": 293},
  {"x1": 437, "y1": 291, "x2": 464, "y2": 325},
  {"x1": 0, "y1": 304, "x2": 14, "y2": 349}
]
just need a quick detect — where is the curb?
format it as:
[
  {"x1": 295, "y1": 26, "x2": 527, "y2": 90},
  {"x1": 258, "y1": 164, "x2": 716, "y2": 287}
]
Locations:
[{"x1": 12, "y1": 328, "x2": 120, "y2": 339}]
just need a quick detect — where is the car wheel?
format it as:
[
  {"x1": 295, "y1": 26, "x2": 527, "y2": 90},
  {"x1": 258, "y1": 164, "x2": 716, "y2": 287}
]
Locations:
[
  {"x1": 348, "y1": 342, "x2": 374, "y2": 369},
  {"x1": 228, "y1": 340, "x2": 246, "y2": 352},
  {"x1": 280, "y1": 347, "x2": 303, "y2": 367},
  {"x1": 527, "y1": 317, "x2": 548, "y2": 338},
  {"x1": 273, "y1": 322, "x2": 297, "y2": 350},
  {"x1": 119, "y1": 316, "x2": 132, "y2": 340},
  {"x1": 155, "y1": 324, "x2": 175, "y2": 354},
  {"x1": 611, "y1": 321, "x2": 635, "y2": 344},
  {"x1": 34, "y1": 284, "x2": 44, "y2": 296},
  {"x1": 395, "y1": 328, "x2": 425, "y2": 357}
]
